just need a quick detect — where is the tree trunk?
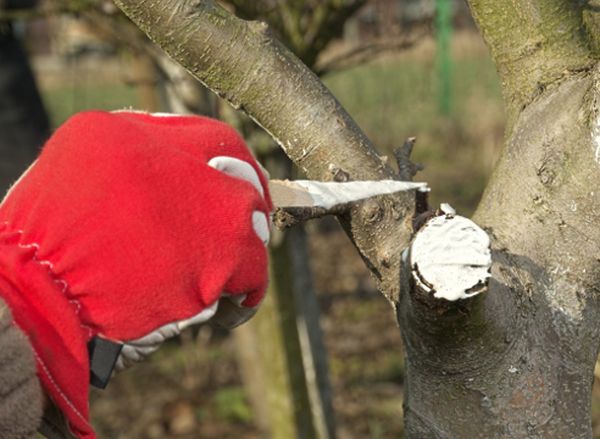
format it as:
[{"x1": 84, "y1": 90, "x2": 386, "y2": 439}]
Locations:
[
  {"x1": 113, "y1": 0, "x2": 600, "y2": 437},
  {"x1": 392, "y1": 2, "x2": 600, "y2": 436}
]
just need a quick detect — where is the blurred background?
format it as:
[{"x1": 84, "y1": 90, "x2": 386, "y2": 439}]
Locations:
[{"x1": 4, "y1": 1, "x2": 595, "y2": 438}]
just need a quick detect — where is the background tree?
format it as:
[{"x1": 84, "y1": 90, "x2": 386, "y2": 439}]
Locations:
[{"x1": 0, "y1": 0, "x2": 50, "y2": 193}]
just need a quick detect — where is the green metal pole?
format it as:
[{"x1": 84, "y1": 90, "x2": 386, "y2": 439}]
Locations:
[{"x1": 436, "y1": 0, "x2": 453, "y2": 115}]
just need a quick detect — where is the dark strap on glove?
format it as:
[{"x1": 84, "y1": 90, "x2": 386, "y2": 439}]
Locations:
[
  {"x1": 0, "y1": 297, "x2": 43, "y2": 438},
  {"x1": 88, "y1": 336, "x2": 122, "y2": 389}
]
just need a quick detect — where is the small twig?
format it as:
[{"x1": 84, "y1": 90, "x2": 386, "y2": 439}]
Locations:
[
  {"x1": 394, "y1": 136, "x2": 424, "y2": 181},
  {"x1": 412, "y1": 189, "x2": 432, "y2": 230},
  {"x1": 316, "y1": 31, "x2": 428, "y2": 76}
]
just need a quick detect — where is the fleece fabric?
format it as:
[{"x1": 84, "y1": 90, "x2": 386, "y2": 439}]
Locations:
[
  {"x1": 0, "y1": 110, "x2": 271, "y2": 438},
  {"x1": 0, "y1": 297, "x2": 43, "y2": 438}
]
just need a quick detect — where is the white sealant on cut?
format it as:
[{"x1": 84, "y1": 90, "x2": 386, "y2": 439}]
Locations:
[
  {"x1": 410, "y1": 214, "x2": 491, "y2": 301},
  {"x1": 294, "y1": 180, "x2": 427, "y2": 209},
  {"x1": 439, "y1": 203, "x2": 456, "y2": 215}
]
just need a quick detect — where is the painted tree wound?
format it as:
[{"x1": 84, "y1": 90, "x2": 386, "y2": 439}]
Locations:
[{"x1": 409, "y1": 213, "x2": 491, "y2": 301}]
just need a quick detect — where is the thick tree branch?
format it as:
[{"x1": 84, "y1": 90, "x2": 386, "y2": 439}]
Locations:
[
  {"x1": 112, "y1": 0, "x2": 418, "y2": 302},
  {"x1": 226, "y1": 0, "x2": 367, "y2": 70},
  {"x1": 111, "y1": 0, "x2": 391, "y2": 181},
  {"x1": 466, "y1": 0, "x2": 594, "y2": 126}
]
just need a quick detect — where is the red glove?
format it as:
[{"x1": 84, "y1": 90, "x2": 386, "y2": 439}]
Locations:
[{"x1": 0, "y1": 110, "x2": 272, "y2": 438}]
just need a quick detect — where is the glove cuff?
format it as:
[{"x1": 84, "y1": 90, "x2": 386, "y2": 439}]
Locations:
[
  {"x1": 0, "y1": 224, "x2": 95, "y2": 438},
  {"x1": 0, "y1": 297, "x2": 44, "y2": 438}
]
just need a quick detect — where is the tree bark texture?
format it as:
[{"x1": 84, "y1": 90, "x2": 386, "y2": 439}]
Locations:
[
  {"x1": 113, "y1": 0, "x2": 600, "y2": 437},
  {"x1": 467, "y1": 0, "x2": 595, "y2": 128},
  {"x1": 400, "y1": 65, "x2": 600, "y2": 439},
  {"x1": 398, "y1": 2, "x2": 600, "y2": 437}
]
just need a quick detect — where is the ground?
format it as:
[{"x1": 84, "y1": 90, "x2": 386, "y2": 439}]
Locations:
[{"x1": 32, "y1": 30, "x2": 600, "y2": 438}]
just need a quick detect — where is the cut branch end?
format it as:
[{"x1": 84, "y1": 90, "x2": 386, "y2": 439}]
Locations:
[{"x1": 409, "y1": 212, "x2": 491, "y2": 303}]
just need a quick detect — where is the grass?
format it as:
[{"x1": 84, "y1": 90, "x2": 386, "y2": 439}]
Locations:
[
  {"x1": 213, "y1": 387, "x2": 253, "y2": 423},
  {"x1": 323, "y1": 50, "x2": 503, "y2": 148}
]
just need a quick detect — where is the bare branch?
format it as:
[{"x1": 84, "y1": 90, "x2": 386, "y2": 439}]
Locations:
[
  {"x1": 112, "y1": 0, "x2": 418, "y2": 302},
  {"x1": 306, "y1": 0, "x2": 367, "y2": 68},
  {"x1": 316, "y1": 33, "x2": 425, "y2": 76},
  {"x1": 224, "y1": 0, "x2": 367, "y2": 70}
]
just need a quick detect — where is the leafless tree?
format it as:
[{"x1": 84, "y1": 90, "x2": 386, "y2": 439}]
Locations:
[{"x1": 112, "y1": 0, "x2": 600, "y2": 436}]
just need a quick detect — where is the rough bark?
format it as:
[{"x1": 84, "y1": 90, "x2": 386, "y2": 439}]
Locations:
[
  {"x1": 398, "y1": 1, "x2": 600, "y2": 435},
  {"x1": 467, "y1": 0, "x2": 594, "y2": 128},
  {"x1": 400, "y1": 64, "x2": 600, "y2": 439},
  {"x1": 112, "y1": 0, "x2": 418, "y2": 303}
]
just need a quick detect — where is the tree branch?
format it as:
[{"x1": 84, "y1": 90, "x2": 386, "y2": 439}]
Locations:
[
  {"x1": 224, "y1": 0, "x2": 367, "y2": 70},
  {"x1": 272, "y1": 0, "x2": 305, "y2": 55},
  {"x1": 307, "y1": 0, "x2": 367, "y2": 68},
  {"x1": 112, "y1": 0, "x2": 418, "y2": 302},
  {"x1": 316, "y1": 33, "x2": 425, "y2": 76},
  {"x1": 466, "y1": 0, "x2": 594, "y2": 126}
]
